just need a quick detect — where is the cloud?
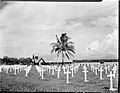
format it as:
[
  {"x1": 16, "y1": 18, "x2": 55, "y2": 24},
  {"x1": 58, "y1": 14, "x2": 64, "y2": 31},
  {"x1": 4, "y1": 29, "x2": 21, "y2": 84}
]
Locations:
[
  {"x1": 90, "y1": 16, "x2": 117, "y2": 28},
  {"x1": 0, "y1": 1, "x2": 118, "y2": 59},
  {"x1": 65, "y1": 22, "x2": 83, "y2": 30},
  {"x1": 87, "y1": 41, "x2": 100, "y2": 51},
  {"x1": 86, "y1": 29, "x2": 118, "y2": 59}
]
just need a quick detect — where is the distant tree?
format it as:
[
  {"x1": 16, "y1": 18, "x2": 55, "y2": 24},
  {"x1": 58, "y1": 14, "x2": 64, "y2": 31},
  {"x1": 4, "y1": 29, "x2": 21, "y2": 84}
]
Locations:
[
  {"x1": 26, "y1": 57, "x2": 32, "y2": 65},
  {"x1": 0, "y1": 58, "x2": 3, "y2": 65},
  {"x1": 9, "y1": 58, "x2": 19, "y2": 65},
  {"x1": 19, "y1": 57, "x2": 32, "y2": 65},
  {"x1": 19, "y1": 57, "x2": 26, "y2": 65},
  {"x1": 3, "y1": 56, "x2": 9, "y2": 64},
  {"x1": 51, "y1": 33, "x2": 75, "y2": 64}
]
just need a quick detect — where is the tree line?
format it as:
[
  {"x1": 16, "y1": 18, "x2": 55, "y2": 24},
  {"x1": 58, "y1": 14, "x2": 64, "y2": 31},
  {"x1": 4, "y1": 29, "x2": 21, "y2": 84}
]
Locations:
[{"x1": 0, "y1": 56, "x2": 33, "y2": 65}]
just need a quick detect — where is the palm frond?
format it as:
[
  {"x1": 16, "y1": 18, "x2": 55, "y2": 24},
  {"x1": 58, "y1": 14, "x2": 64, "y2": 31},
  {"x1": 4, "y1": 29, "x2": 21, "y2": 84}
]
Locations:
[
  {"x1": 50, "y1": 43, "x2": 59, "y2": 46},
  {"x1": 52, "y1": 44, "x2": 60, "y2": 49},
  {"x1": 66, "y1": 36, "x2": 71, "y2": 40},
  {"x1": 67, "y1": 48, "x2": 75, "y2": 54},
  {"x1": 66, "y1": 41, "x2": 74, "y2": 45},
  {"x1": 56, "y1": 35, "x2": 61, "y2": 45},
  {"x1": 55, "y1": 47, "x2": 61, "y2": 53},
  {"x1": 67, "y1": 45, "x2": 75, "y2": 51},
  {"x1": 65, "y1": 52, "x2": 70, "y2": 59},
  {"x1": 51, "y1": 48, "x2": 55, "y2": 54},
  {"x1": 57, "y1": 50, "x2": 62, "y2": 57},
  {"x1": 67, "y1": 51, "x2": 74, "y2": 57}
]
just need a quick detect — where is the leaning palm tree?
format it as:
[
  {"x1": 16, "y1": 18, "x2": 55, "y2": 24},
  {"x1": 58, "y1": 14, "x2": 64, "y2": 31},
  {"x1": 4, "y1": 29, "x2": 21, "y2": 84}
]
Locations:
[{"x1": 51, "y1": 33, "x2": 75, "y2": 64}]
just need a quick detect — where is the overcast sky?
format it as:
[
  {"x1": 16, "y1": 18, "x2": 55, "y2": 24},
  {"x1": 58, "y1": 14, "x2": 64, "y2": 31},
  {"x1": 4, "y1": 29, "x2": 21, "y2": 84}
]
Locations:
[{"x1": 0, "y1": 0, "x2": 118, "y2": 61}]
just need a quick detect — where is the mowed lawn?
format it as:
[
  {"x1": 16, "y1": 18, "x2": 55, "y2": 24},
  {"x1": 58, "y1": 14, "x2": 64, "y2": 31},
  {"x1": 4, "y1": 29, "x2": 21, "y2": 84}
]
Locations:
[{"x1": 0, "y1": 64, "x2": 118, "y2": 93}]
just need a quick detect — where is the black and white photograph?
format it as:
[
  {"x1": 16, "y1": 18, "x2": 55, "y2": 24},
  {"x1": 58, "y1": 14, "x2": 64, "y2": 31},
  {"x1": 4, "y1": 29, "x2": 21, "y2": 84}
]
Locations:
[{"x1": 0, "y1": 0, "x2": 119, "y2": 92}]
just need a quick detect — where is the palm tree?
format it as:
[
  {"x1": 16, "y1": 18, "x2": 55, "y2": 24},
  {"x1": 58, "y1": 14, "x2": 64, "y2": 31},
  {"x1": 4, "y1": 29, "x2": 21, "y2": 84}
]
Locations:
[{"x1": 51, "y1": 33, "x2": 75, "y2": 64}]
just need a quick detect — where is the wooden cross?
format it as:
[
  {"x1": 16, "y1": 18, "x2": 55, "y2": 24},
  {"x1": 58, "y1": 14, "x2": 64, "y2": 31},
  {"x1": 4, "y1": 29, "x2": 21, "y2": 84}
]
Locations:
[
  {"x1": 83, "y1": 64, "x2": 87, "y2": 69},
  {"x1": 70, "y1": 67, "x2": 75, "y2": 77},
  {"x1": 111, "y1": 66, "x2": 117, "y2": 78},
  {"x1": 41, "y1": 67, "x2": 46, "y2": 79},
  {"x1": 86, "y1": 63, "x2": 89, "y2": 67},
  {"x1": 62, "y1": 65, "x2": 66, "y2": 74},
  {"x1": 94, "y1": 67, "x2": 98, "y2": 75},
  {"x1": 14, "y1": 65, "x2": 17, "y2": 75},
  {"x1": 51, "y1": 66, "x2": 55, "y2": 75},
  {"x1": 104, "y1": 66, "x2": 108, "y2": 74},
  {"x1": 90, "y1": 65, "x2": 94, "y2": 72},
  {"x1": 5, "y1": 66, "x2": 9, "y2": 74},
  {"x1": 98, "y1": 66, "x2": 104, "y2": 80},
  {"x1": 9, "y1": 66, "x2": 12, "y2": 72},
  {"x1": 107, "y1": 65, "x2": 111, "y2": 71},
  {"x1": 107, "y1": 71, "x2": 117, "y2": 91},
  {"x1": 64, "y1": 68, "x2": 71, "y2": 84},
  {"x1": 55, "y1": 66, "x2": 61, "y2": 78},
  {"x1": 82, "y1": 66, "x2": 89, "y2": 82},
  {"x1": 17, "y1": 67, "x2": 20, "y2": 73}
]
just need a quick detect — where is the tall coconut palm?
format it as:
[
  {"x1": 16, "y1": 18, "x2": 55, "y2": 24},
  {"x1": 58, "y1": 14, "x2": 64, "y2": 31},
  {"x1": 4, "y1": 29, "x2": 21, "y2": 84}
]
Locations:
[{"x1": 51, "y1": 33, "x2": 75, "y2": 64}]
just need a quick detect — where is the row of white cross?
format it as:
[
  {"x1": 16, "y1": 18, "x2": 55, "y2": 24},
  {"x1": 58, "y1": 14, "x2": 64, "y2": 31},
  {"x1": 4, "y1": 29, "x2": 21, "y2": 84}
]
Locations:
[
  {"x1": 34, "y1": 62, "x2": 118, "y2": 91},
  {"x1": 0, "y1": 65, "x2": 32, "y2": 77},
  {"x1": 0, "y1": 62, "x2": 118, "y2": 91},
  {"x1": 35, "y1": 64, "x2": 80, "y2": 83}
]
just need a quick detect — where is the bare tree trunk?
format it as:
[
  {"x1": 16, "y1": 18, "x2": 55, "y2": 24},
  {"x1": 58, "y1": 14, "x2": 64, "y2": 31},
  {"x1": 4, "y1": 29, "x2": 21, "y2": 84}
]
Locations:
[{"x1": 62, "y1": 51, "x2": 64, "y2": 65}]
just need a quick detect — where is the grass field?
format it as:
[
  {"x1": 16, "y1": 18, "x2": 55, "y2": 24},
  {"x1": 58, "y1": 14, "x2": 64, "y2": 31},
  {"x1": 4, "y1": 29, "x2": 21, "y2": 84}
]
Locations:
[{"x1": 0, "y1": 64, "x2": 118, "y2": 92}]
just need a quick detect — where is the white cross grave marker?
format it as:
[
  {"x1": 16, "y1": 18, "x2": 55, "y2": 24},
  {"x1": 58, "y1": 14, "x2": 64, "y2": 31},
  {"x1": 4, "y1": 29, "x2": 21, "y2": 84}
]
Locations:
[
  {"x1": 83, "y1": 64, "x2": 86, "y2": 69},
  {"x1": 94, "y1": 67, "x2": 98, "y2": 75},
  {"x1": 107, "y1": 65, "x2": 110, "y2": 72},
  {"x1": 70, "y1": 65, "x2": 75, "y2": 77},
  {"x1": 41, "y1": 67, "x2": 45, "y2": 79},
  {"x1": 51, "y1": 66, "x2": 55, "y2": 75},
  {"x1": 92, "y1": 65, "x2": 95, "y2": 72},
  {"x1": 55, "y1": 66, "x2": 61, "y2": 78},
  {"x1": 90, "y1": 65, "x2": 95, "y2": 72},
  {"x1": 111, "y1": 66, "x2": 117, "y2": 78},
  {"x1": 6, "y1": 66, "x2": 9, "y2": 74},
  {"x1": 74, "y1": 67, "x2": 78, "y2": 73},
  {"x1": 98, "y1": 66, "x2": 104, "y2": 80},
  {"x1": 104, "y1": 66, "x2": 108, "y2": 74},
  {"x1": 9, "y1": 66, "x2": 13, "y2": 72},
  {"x1": 14, "y1": 65, "x2": 17, "y2": 75},
  {"x1": 62, "y1": 65, "x2": 66, "y2": 74},
  {"x1": 107, "y1": 71, "x2": 117, "y2": 91},
  {"x1": 64, "y1": 68, "x2": 71, "y2": 84},
  {"x1": 82, "y1": 66, "x2": 89, "y2": 82},
  {"x1": 25, "y1": 65, "x2": 32, "y2": 77},
  {"x1": 86, "y1": 63, "x2": 89, "y2": 67}
]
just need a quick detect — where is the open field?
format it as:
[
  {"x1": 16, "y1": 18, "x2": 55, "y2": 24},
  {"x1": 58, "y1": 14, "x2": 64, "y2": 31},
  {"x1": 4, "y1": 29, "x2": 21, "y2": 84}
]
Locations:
[{"x1": 0, "y1": 63, "x2": 118, "y2": 92}]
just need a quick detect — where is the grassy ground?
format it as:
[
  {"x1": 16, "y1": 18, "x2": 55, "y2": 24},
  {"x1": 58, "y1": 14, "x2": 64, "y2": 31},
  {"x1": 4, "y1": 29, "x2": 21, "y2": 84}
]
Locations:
[{"x1": 0, "y1": 65, "x2": 118, "y2": 92}]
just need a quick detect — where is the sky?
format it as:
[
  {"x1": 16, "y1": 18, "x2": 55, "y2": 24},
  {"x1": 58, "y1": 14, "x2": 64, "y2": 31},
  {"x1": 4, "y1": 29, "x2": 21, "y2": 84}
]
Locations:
[{"x1": 0, "y1": 0, "x2": 118, "y2": 61}]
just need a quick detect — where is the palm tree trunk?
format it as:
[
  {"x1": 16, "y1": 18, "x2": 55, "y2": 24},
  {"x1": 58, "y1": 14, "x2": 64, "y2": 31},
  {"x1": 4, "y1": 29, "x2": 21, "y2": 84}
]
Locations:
[{"x1": 62, "y1": 51, "x2": 64, "y2": 65}]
